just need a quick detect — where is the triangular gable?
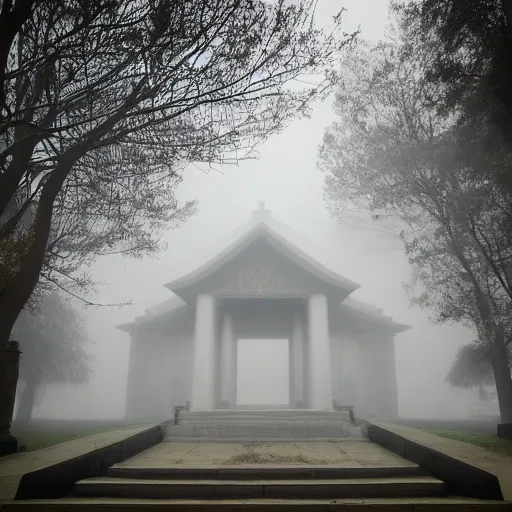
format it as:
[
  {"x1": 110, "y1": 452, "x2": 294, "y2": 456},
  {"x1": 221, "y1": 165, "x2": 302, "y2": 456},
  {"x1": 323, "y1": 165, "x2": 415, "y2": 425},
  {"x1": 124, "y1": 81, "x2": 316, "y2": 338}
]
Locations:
[{"x1": 165, "y1": 220, "x2": 360, "y2": 299}]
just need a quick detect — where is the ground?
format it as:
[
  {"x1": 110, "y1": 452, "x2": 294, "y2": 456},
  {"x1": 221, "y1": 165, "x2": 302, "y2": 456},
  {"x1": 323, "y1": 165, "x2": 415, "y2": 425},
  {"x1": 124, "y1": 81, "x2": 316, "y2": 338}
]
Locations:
[
  {"x1": 398, "y1": 418, "x2": 499, "y2": 435},
  {"x1": 11, "y1": 419, "x2": 128, "y2": 451},
  {"x1": 11, "y1": 418, "x2": 512, "y2": 458},
  {"x1": 13, "y1": 428, "x2": 114, "y2": 452}
]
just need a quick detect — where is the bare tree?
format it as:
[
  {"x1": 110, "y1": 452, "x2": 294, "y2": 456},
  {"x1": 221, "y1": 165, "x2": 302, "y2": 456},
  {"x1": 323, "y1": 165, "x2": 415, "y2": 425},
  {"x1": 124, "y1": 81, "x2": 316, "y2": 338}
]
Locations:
[
  {"x1": 0, "y1": 0, "x2": 357, "y2": 348},
  {"x1": 0, "y1": 0, "x2": 37, "y2": 118}
]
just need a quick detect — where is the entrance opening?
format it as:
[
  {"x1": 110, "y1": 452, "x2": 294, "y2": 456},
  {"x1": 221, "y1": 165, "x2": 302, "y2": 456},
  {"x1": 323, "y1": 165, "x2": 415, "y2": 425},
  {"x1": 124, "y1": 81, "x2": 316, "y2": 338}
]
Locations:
[{"x1": 236, "y1": 339, "x2": 289, "y2": 407}]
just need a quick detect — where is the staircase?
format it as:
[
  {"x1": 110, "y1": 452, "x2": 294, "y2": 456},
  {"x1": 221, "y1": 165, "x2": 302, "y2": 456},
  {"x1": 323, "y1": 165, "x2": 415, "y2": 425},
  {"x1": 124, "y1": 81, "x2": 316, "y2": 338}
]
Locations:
[
  {"x1": 9, "y1": 411, "x2": 508, "y2": 510},
  {"x1": 165, "y1": 409, "x2": 364, "y2": 441},
  {"x1": 66, "y1": 463, "x2": 508, "y2": 510}
]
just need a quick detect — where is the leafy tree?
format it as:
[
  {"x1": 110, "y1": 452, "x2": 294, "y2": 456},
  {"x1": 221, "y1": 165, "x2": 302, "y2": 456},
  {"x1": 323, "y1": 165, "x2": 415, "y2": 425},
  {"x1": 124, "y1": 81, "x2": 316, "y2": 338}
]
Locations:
[
  {"x1": 446, "y1": 341, "x2": 512, "y2": 401},
  {"x1": 0, "y1": 0, "x2": 355, "y2": 350},
  {"x1": 12, "y1": 290, "x2": 92, "y2": 423},
  {"x1": 318, "y1": 33, "x2": 512, "y2": 422},
  {"x1": 393, "y1": 0, "x2": 512, "y2": 193}
]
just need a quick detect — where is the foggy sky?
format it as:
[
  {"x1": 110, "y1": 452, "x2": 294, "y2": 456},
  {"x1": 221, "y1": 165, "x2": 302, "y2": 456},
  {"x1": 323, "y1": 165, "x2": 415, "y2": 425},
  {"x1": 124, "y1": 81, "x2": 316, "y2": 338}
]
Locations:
[{"x1": 29, "y1": 1, "x2": 479, "y2": 421}]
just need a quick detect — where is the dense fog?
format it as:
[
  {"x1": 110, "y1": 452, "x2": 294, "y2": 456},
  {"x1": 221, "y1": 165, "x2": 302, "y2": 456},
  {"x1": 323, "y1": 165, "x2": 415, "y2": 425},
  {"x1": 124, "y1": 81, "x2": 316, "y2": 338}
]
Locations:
[{"x1": 13, "y1": 0, "x2": 485, "y2": 423}]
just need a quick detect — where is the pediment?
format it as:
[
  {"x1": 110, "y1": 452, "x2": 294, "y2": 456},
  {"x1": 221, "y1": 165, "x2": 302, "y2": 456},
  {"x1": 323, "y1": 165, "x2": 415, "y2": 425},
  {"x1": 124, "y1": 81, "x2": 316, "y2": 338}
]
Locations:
[
  {"x1": 185, "y1": 238, "x2": 338, "y2": 299},
  {"x1": 166, "y1": 219, "x2": 359, "y2": 301}
]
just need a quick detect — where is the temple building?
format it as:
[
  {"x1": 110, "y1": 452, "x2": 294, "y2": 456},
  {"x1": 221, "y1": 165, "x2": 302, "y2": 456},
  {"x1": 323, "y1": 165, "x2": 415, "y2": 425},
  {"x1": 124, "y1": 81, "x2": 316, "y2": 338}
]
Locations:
[{"x1": 118, "y1": 204, "x2": 410, "y2": 421}]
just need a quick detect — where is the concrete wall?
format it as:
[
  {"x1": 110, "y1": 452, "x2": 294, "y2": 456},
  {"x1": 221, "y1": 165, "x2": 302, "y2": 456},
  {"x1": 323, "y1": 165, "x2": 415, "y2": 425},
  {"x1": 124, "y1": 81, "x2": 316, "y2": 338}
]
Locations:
[
  {"x1": 329, "y1": 331, "x2": 398, "y2": 420},
  {"x1": 330, "y1": 334, "x2": 361, "y2": 409},
  {"x1": 358, "y1": 334, "x2": 399, "y2": 420},
  {"x1": 125, "y1": 332, "x2": 188, "y2": 420},
  {"x1": 168, "y1": 335, "x2": 194, "y2": 410},
  {"x1": 232, "y1": 305, "x2": 294, "y2": 340},
  {"x1": 125, "y1": 299, "x2": 399, "y2": 418}
]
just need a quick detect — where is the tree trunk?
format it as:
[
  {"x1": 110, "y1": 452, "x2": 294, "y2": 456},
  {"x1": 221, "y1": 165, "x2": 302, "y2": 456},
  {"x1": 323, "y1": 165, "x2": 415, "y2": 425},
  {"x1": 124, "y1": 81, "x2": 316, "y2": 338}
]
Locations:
[
  {"x1": 0, "y1": 150, "x2": 81, "y2": 349},
  {"x1": 502, "y1": 0, "x2": 512, "y2": 31},
  {"x1": 16, "y1": 372, "x2": 41, "y2": 425},
  {"x1": 490, "y1": 333, "x2": 512, "y2": 423},
  {"x1": 0, "y1": 341, "x2": 21, "y2": 455},
  {"x1": 0, "y1": 103, "x2": 129, "y2": 349}
]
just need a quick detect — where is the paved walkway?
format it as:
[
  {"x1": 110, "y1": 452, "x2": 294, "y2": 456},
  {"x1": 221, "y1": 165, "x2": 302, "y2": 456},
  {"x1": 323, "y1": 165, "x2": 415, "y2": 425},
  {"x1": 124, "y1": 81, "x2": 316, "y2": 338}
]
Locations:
[
  {"x1": 0, "y1": 423, "x2": 159, "y2": 501},
  {"x1": 374, "y1": 422, "x2": 512, "y2": 501},
  {"x1": 113, "y1": 440, "x2": 417, "y2": 468}
]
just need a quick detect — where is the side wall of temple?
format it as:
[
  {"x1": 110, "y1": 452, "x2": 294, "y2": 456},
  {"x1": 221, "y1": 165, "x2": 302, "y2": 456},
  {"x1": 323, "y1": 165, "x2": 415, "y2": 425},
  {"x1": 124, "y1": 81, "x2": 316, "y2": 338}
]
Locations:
[
  {"x1": 329, "y1": 332, "x2": 399, "y2": 421},
  {"x1": 125, "y1": 318, "x2": 399, "y2": 421},
  {"x1": 125, "y1": 332, "x2": 193, "y2": 420}
]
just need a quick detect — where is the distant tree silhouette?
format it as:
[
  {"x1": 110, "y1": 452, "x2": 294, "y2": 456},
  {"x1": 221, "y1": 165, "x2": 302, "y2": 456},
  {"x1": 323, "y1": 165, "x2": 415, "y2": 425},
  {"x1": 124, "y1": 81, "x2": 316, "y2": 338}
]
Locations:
[
  {"x1": 12, "y1": 290, "x2": 91, "y2": 424},
  {"x1": 446, "y1": 343, "x2": 495, "y2": 391}
]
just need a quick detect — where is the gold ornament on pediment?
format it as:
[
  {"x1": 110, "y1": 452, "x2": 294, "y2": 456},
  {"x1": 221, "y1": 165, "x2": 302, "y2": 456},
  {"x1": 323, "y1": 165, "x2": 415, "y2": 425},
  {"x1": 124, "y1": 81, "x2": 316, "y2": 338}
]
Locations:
[{"x1": 237, "y1": 264, "x2": 289, "y2": 295}]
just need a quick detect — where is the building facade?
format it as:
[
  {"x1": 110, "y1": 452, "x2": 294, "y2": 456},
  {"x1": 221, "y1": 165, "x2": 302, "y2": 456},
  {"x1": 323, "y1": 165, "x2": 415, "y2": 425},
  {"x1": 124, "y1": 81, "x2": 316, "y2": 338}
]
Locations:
[{"x1": 119, "y1": 204, "x2": 409, "y2": 421}]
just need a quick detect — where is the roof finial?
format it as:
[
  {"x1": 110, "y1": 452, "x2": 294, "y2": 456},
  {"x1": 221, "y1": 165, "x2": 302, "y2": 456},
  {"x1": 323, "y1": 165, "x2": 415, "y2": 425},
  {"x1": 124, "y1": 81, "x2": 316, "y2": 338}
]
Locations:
[{"x1": 252, "y1": 201, "x2": 271, "y2": 221}]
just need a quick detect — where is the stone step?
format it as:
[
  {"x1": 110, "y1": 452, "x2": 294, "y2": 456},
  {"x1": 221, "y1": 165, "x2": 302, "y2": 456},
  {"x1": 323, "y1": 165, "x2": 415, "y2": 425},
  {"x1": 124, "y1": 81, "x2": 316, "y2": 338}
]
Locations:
[
  {"x1": 179, "y1": 409, "x2": 347, "y2": 415},
  {"x1": 165, "y1": 426, "x2": 363, "y2": 439},
  {"x1": 163, "y1": 436, "x2": 362, "y2": 442},
  {"x1": 170, "y1": 410, "x2": 362, "y2": 440},
  {"x1": 178, "y1": 411, "x2": 353, "y2": 421},
  {"x1": 107, "y1": 464, "x2": 423, "y2": 481},
  {"x1": 4, "y1": 497, "x2": 509, "y2": 511},
  {"x1": 175, "y1": 419, "x2": 353, "y2": 425},
  {"x1": 73, "y1": 476, "x2": 448, "y2": 500}
]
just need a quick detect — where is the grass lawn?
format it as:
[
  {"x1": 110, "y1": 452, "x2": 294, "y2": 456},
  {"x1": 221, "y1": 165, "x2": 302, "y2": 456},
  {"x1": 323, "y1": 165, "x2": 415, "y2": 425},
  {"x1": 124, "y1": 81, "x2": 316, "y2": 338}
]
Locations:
[
  {"x1": 12, "y1": 428, "x2": 112, "y2": 451},
  {"x1": 11, "y1": 421, "x2": 128, "y2": 452},
  {"x1": 424, "y1": 428, "x2": 512, "y2": 458}
]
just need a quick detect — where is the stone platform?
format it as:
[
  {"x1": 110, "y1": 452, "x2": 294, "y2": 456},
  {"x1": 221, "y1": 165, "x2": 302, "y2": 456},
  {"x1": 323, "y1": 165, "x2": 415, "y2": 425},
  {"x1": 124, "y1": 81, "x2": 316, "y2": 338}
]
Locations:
[
  {"x1": 109, "y1": 440, "x2": 415, "y2": 468},
  {"x1": 165, "y1": 409, "x2": 363, "y2": 442}
]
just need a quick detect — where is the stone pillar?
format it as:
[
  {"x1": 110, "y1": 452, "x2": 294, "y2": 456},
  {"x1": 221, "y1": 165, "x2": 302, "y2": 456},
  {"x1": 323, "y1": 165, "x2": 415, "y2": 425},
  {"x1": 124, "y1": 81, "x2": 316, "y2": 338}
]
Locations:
[
  {"x1": 190, "y1": 294, "x2": 217, "y2": 411},
  {"x1": 220, "y1": 310, "x2": 236, "y2": 408},
  {"x1": 289, "y1": 312, "x2": 305, "y2": 408},
  {"x1": 307, "y1": 294, "x2": 332, "y2": 409}
]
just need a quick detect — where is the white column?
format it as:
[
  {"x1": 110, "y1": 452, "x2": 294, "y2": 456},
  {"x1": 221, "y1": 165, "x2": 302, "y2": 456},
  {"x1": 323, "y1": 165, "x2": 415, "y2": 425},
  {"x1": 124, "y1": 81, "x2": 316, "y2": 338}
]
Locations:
[
  {"x1": 190, "y1": 294, "x2": 217, "y2": 411},
  {"x1": 220, "y1": 310, "x2": 236, "y2": 408},
  {"x1": 307, "y1": 294, "x2": 333, "y2": 409},
  {"x1": 289, "y1": 312, "x2": 304, "y2": 408}
]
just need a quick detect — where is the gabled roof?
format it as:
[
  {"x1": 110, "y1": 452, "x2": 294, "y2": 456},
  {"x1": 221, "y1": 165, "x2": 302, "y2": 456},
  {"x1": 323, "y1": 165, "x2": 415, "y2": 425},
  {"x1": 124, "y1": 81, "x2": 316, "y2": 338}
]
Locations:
[
  {"x1": 117, "y1": 204, "x2": 411, "y2": 335},
  {"x1": 165, "y1": 206, "x2": 361, "y2": 298},
  {"x1": 340, "y1": 297, "x2": 410, "y2": 333},
  {"x1": 117, "y1": 293, "x2": 410, "y2": 334}
]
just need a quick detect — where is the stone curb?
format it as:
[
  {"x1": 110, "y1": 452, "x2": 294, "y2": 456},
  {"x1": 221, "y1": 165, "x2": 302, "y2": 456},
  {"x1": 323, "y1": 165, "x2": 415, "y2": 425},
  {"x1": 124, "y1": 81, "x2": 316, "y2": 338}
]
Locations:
[
  {"x1": 367, "y1": 422, "x2": 504, "y2": 501},
  {"x1": 14, "y1": 424, "x2": 165, "y2": 500}
]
